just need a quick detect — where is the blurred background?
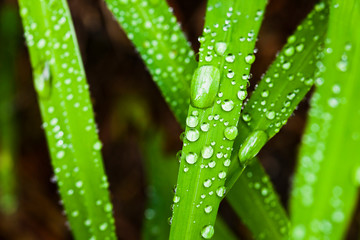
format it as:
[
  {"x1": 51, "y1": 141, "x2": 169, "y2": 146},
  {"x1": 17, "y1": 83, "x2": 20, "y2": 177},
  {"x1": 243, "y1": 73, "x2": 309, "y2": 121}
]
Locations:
[{"x1": 0, "y1": 0, "x2": 359, "y2": 239}]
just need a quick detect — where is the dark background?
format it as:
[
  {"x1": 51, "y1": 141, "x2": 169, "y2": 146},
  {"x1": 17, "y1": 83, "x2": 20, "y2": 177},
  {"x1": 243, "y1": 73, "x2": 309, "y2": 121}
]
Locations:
[{"x1": 0, "y1": 0, "x2": 359, "y2": 239}]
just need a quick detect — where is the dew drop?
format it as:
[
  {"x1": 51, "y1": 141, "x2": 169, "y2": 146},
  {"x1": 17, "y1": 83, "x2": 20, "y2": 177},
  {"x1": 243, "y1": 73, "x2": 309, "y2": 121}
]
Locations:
[
  {"x1": 237, "y1": 90, "x2": 247, "y2": 100},
  {"x1": 191, "y1": 66, "x2": 221, "y2": 109},
  {"x1": 284, "y1": 46, "x2": 295, "y2": 56},
  {"x1": 201, "y1": 146, "x2": 214, "y2": 159},
  {"x1": 221, "y1": 100, "x2": 234, "y2": 111},
  {"x1": 265, "y1": 111, "x2": 275, "y2": 120},
  {"x1": 34, "y1": 61, "x2": 52, "y2": 99},
  {"x1": 200, "y1": 122, "x2": 210, "y2": 132},
  {"x1": 186, "y1": 129, "x2": 200, "y2": 142},
  {"x1": 201, "y1": 225, "x2": 214, "y2": 239},
  {"x1": 204, "y1": 205, "x2": 213, "y2": 214},
  {"x1": 186, "y1": 116, "x2": 199, "y2": 128},
  {"x1": 224, "y1": 126, "x2": 238, "y2": 140},
  {"x1": 238, "y1": 131, "x2": 268, "y2": 164},
  {"x1": 216, "y1": 186, "x2": 226, "y2": 197},
  {"x1": 225, "y1": 53, "x2": 235, "y2": 63},
  {"x1": 215, "y1": 42, "x2": 227, "y2": 56},
  {"x1": 245, "y1": 54, "x2": 256, "y2": 64},
  {"x1": 186, "y1": 152, "x2": 198, "y2": 164},
  {"x1": 203, "y1": 179, "x2": 212, "y2": 188}
]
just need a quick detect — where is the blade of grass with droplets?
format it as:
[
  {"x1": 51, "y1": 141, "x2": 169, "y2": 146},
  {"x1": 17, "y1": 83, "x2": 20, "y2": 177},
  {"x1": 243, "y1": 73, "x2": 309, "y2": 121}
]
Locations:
[
  {"x1": 0, "y1": 5, "x2": 19, "y2": 214},
  {"x1": 104, "y1": 0, "x2": 196, "y2": 123},
  {"x1": 290, "y1": 1, "x2": 360, "y2": 239},
  {"x1": 170, "y1": 1, "x2": 267, "y2": 239},
  {"x1": 226, "y1": 159, "x2": 289, "y2": 239},
  {"x1": 18, "y1": 1, "x2": 116, "y2": 239},
  {"x1": 225, "y1": 1, "x2": 329, "y2": 190},
  {"x1": 142, "y1": 131, "x2": 237, "y2": 240}
]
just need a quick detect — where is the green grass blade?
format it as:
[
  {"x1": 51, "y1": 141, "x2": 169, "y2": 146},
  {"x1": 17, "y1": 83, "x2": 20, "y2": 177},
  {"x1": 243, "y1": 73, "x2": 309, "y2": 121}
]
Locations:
[
  {"x1": 104, "y1": 0, "x2": 196, "y2": 123},
  {"x1": 18, "y1": 1, "x2": 116, "y2": 239},
  {"x1": 290, "y1": 1, "x2": 360, "y2": 239},
  {"x1": 142, "y1": 131, "x2": 237, "y2": 240},
  {"x1": 170, "y1": 1, "x2": 267, "y2": 239},
  {"x1": 0, "y1": 5, "x2": 19, "y2": 214},
  {"x1": 226, "y1": 159, "x2": 289, "y2": 239},
  {"x1": 225, "y1": 2, "x2": 329, "y2": 190}
]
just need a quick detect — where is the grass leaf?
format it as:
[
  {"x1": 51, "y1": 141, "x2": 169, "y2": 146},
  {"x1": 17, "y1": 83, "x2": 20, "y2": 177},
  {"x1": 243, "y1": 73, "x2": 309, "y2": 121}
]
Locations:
[
  {"x1": 18, "y1": 1, "x2": 116, "y2": 239},
  {"x1": 290, "y1": 0, "x2": 360, "y2": 239},
  {"x1": 170, "y1": 1, "x2": 267, "y2": 238},
  {"x1": 225, "y1": 1, "x2": 329, "y2": 190},
  {"x1": 104, "y1": 0, "x2": 196, "y2": 123}
]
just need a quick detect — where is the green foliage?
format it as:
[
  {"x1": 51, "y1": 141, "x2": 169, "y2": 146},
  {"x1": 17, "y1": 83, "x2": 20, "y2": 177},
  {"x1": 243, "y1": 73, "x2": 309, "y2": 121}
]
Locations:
[
  {"x1": 17, "y1": 0, "x2": 116, "y2": 239},
  {"x1": 226, "y1": 159, "x2": 289, "y2": 239},
  {"x1": 0, "y1": 5, "x2": 19, "y2": 214},
  {"x1": 170, "y1": 1, "x2": 267, "y2": 238},
  {"x1": 142, "y1": 131, "x2": 237, "y2": 240},
  {"x1": 226, "y1": 2, "x2": 329, "y2": 190},
  {"x1": 290, "y1": 0, "x2": 360, "y2": 239},
  {"x1": 104, "y1": 0, "x2": 196, "y2": 123}
]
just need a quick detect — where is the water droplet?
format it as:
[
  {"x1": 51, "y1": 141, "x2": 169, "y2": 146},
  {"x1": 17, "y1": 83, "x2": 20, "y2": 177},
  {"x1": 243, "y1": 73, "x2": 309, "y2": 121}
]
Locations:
[
  {"x1": 186, "y1": 152, "x2": 198, "y2": 164},
  {"x1": 216, "y1": 186, "x2": 226, "y2": 197},
  {"x1": 296, "y1": 43, "x2": 304, "y2": 52},
  {"x1": 238, "y1": 131, "x2": 268, "y2": 164},
  {"x1": 282, "y1": 62, "x2": 291, "y2": 70},
  {"x1": 224, "y1": 126, "x2": 238, "y2": 140},
  {"x1": 191, "y1": 66, "x2": 221, "y2": 108},
  {"x1": 201, "y1": 146, "x2": 214, "y2": 159},
  {"x1": 200, "y1": 122, "x2": 210, "y2": 132},
  {"x1": 225, "y1": 53, "x2": 235, "y2": 63},
  {"x1": 34, "y1": 61, "x2": 52, "y2": 99},
  {"x1": 237, "y1": 90, "x2": 247, "y2": 100},
  {"x1": 93, "y1": 141, "x2": 102, "y2": 150},
  {"x1": 328, "y1": 98, "x2": 339, "y2": 108},
  {"x1": 201, "y1": 225, "x2": 214, "y2": 239},
  {"x1": 203, "y1": 179, "x2": 212, "y2": 188},
  {"x1": 245, "y1": 54, "x2": 255, "y2": 64},
  {"x1": 221, "y1": 100, "x2": 234, "y2": 111},
  {"x1": 284, "y1": 46, "x2": 295, "y2": 56},
  {"x1": 186, "y1": 129, "x2": 200, "y2": 142},
  {"x1": 261, "y1": 90, "x2": 269, "y2": 98},
  {"x1": 204, "y1": 205, "x2": 213, "y2": 214},
  {"x1": 173, "y1": 195, "x2": 180, "y2": 203},
  {"x1": 265, "y1": 111, "x2": 275, "y2": 120},
  {"x1": 215, "y1": 42, "x2": 227, "y2": 55},
  {"x1": 186, "y1": 116, "x2": 199, "y2": 128},
  {"x1": 218, "y1": 171, "x2": 226, "y2": 179}
]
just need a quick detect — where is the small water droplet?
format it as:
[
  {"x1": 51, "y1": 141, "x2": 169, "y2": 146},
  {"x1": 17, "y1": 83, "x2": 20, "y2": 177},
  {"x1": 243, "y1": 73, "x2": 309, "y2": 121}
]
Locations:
[
  {"x1": 221, "y1": 100, "x2": 234, "y2": 111},
  {"x1": 265, "y1": 111, "x2": 275, "y2": 120},
  {"x1": 245, "y1": 54, "x2": 255, "y2": 64},
  {"x1": 186, "y1": 152, "x2": 198, "y2": 164},
  {"x1": 200, "y1": 122, "x2": 210, "y2": 132},
  {"x1": 216, "y1": 186, "x2": 226, "y2": 197},
  {"x1": 237, "y1": 90, "x2": 247, "y2": 100},
  {"x1": 224, "y1": 126, "x2": 238, "y2": 140},
  {"x1": 225, "y1": 53, "x2": 235, "y2": 63},
  {"x1": 203, "y1": 179, "x2": 212, "y2": 188},
  {"x1": 204, "y1": 205, "x2": 213, "y2": 214},
  {"x1": 201, "y1": 146, "x2": 214, "y2": 159},
  {"x1": 215, "y1": 42, "x2": 227, "y2": 56},
  {"x1": 186, "y1": 116, "x2": 199, "y2": 128}
]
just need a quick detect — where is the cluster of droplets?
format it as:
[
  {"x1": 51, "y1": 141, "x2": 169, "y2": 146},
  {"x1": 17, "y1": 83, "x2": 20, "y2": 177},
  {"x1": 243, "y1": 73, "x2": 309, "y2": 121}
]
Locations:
[{"x1": 106, "y1": 0, "x2": 196, "y2": 122}]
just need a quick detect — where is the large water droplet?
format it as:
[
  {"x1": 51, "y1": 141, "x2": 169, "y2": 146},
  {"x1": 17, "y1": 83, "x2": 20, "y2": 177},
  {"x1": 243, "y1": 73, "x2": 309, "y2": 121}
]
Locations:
[
  {"x1": 216, "y1": 186, "x2": 226, "y2": 197},
  {"x1": 201, "y1": 225, "x2": 214, "y2": 239},
  {"x1": 186, "y1": 116, "x2": 199, "y2": 128},
  {"x1": 221, "y1": 100, "x2": 234, "y2": 111},
  {"x1": 238, "y1": 131, "x2": 268, "y2": 164},
  {"x1": 204, "y1": 205, "x2": 213, "y2": 214},
  {"x1": 191, "y1": 66, "x2": 221, "y2": 109}
]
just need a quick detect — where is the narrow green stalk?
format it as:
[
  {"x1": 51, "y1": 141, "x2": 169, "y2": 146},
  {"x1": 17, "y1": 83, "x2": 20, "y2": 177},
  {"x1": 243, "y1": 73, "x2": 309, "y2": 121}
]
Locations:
[
  {"x1": 18, "y1": 0, "x2": 116, "y2": 239},
  {"x1": 170, "y1": 1, "x2": 267, "y2": 239},
  {"x1": 226, "y1": 159, "x2": 289, "y2": 239},
  {"x1": 225, "y1": 2, "x2": 329, "y2": 190},
  {"x1": 142, "y1": 131, "x2": 237, "y2": 240},
  {"x1": 0, "y1": 5, "x2": 19, "y2": 214},
  {"x1": 104, "y1": 0, "x2": 196, "y2": 123},
  {"x1": 290, "y1": 0, "x2": 360, "y2": 239}
]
